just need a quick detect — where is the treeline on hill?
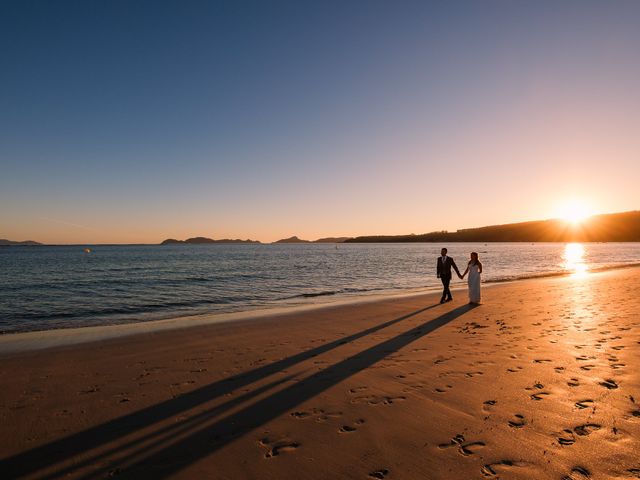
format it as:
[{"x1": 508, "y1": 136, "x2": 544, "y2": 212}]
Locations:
[{"x1": 344, "y1": 211, "x2": 640, "y2": 243}]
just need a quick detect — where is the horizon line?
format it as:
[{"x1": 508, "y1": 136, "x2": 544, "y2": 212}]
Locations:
[{"x1": 3, "y1": 209, "x2": 638, "y2": 245}]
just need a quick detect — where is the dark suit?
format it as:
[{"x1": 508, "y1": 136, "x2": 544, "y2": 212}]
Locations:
[{"x1": 437, "y1": 256, "x2": 460, "y2": 302}]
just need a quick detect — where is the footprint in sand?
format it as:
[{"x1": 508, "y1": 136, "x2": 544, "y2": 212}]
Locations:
[
  {"x1": 557, "y1": 429, "x2": 576, "y2": 446},
  {"x1": 580, "y1": 365, "x2": 597, "y2": 371},
  {"x1": 433, "y1": 356, "x2": 452, "y2": 365},
  {"x1": 438, "y1": 434, "x2": 486, "y2": 456},
  {"x1": 481, "y1": 400, "x2": 497, "y2": 413},
  {"x1": 259, "y1": 437, "x2": 300, "y2": 458},
  {"x1": 349, "y1": 386, "x2": 368, "y2": 394},
  {"x1": 339, "y1": 425, "x2": 357, "y2": 433},
  {"x1": 481, "y1": 460, "x2": 525, "y2": 477},
  {"x1": 433, "y1": 385, "x2": 454, "y2": 393},
  {"x1": 338, "y1": 419, "x2": 364, "y2": 433},
  {"x1": 575, "y1": 355, "x2": 595, "y2": 361},
  {"x1": 599, "y1": 379, "x2": 618, "y2": 389},
  {"x1": 561, "y1": 466, "x2": 591, "y2": 480},
  {"x1": 525, "y1": 382, "x2": 544, "y2": 390},
  {"x1": 458, "y1": 441, "x2": 486, "y2": 456},
  {"x1": 368, "y1": 469, "x2": 389, "y2": 479},
  {"x1": 530, "y1": 392, "x2": 550, "y2": 401},
  {"x1": 290, "y1": 411, "x2": 313, "y2": 419},
  {"x1": 508, "y1": 414, "x2": 526, "y2": 428},
  {"x1": 575, "y1": 399, "x2": 594, "y2": 410},
  {"x1": 574, "y1": 424, "x2": 601, "y2": 436},
  {"x1": 568, "y1": 378, "x2": 581, "y2": 387}
]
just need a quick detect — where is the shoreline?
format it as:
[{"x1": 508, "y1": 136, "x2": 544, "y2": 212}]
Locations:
[
  {"x1": 0, "y1": 284, "x2": 455, "y2": 354},
  {"x1": 3, "y1": 264, "x2": 640, "y2": 354}
]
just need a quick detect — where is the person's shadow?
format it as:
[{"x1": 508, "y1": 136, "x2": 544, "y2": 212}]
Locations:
[{"x1": 3, "y1": 303, "x2": 475, "y2": 479}]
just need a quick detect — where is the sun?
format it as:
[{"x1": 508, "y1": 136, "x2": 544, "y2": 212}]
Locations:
[{"x1": 556, "y1": 200, "x2": 592, "y2": 224}]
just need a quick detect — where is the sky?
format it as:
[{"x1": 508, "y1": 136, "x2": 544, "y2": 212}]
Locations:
[{"x1": 1, "y1": 0, "x2": 639, "y2": 244}]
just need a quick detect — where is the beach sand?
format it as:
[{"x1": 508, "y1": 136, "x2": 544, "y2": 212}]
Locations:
[{"x1": 1, "y1": 268, "x2": 639, "y2": 479}]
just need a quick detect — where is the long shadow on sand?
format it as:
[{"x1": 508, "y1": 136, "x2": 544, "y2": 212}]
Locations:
[{"x1": 3, "y1": 302, "x2": 473, "y2": 479}]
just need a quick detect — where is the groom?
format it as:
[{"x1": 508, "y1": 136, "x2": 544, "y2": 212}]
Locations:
[{"x1": 436, "y1": 247, "x2": 462, "y2": 304}]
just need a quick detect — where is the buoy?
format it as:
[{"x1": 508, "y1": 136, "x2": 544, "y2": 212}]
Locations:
[{"x1": 84, "y1": 248, "x2": 91, "y2": 253}]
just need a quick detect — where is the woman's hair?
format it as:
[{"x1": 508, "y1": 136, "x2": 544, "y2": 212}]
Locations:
[{"x1": 469, "y1": 252, "x2": 482, "y2": 267}]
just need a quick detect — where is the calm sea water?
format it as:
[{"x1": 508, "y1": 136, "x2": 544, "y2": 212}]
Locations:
[{"x1": 1, "y1": 243, "x2": 640, "y2": 334}]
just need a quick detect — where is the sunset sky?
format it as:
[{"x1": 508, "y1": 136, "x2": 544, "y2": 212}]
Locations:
[{"x1": 1, "y1": 1, "x2": 639, "y2": 244}]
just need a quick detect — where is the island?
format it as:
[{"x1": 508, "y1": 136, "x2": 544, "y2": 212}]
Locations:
[
  {"x1": 273, "y1": 236, "x2": 310, "y2": 243},
  {"x1": 273, "y1": 236, "x2": 350, "y2": 243},
  {"x1": 313, "y1": 237, "x2": 350, "y2": 243},
  {"x1": 0, "y1": 239, "x2": 42, "y2": 246}
]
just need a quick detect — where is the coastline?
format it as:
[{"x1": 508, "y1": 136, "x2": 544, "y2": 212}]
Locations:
[
  {"x1": 2, "y1": 263, "x2": 640, "y2": 354},
  {"x1": 0, "y1": 285, "x2": 454, "y2": 354},
  {"x1": 3, "y1": 263, "x2": 640, "y2": 354}
]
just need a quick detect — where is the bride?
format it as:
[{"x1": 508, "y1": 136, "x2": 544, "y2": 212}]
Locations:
[{"x1": 461, "y1": 252, "x2": 482, "y2": 304}]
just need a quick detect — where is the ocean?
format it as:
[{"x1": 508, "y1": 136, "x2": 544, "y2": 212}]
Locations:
[{"x1": 1, "y1": 242, "x2": 639, "y2": 334}]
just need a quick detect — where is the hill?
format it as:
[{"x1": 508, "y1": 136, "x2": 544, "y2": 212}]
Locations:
[
  {"x1": 313, "y1": 237, "x2": 350, "y2": 243},
  {"x1": 345, "y1": 211, "x2": 640, "y2": 243},
  {"x1": 273, "y1": 236, "x2": 310, "y2": 243},
  {"x1": 0, "y1": 239, "x2": 42, "y2": 246},
  {"x1": 273, "y1": 236, "x2": 351, "y2": 243}
]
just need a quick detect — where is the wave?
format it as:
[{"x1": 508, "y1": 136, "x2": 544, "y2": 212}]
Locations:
[
  {"x1": 281, "y1": 286, "x2": 389, "y2": 300},
  {"x1": 1, "y1": 296, "x2": 252, "y2": 325}
]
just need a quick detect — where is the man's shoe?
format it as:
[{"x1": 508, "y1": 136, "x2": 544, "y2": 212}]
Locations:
[
  {"x1": 446, "y1": 297, "x2": 453, "y2": 302},
  {"x1": 440, "y1": 298, "x2": 446, "y2": 304}
]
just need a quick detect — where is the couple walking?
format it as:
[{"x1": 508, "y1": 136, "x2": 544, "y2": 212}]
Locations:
[{"x1": 436, "y1": 247, "x2": 482, "y2": 304}]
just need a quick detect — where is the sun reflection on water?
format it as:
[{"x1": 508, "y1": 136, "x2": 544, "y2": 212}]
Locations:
[{"x1": 563, "y1": 243, "x2": 588, "y2": 277}]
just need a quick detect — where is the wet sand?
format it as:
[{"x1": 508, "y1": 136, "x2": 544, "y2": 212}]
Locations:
[{"x1": 1, "y1": 267, "x2": 639, "y2": 479}]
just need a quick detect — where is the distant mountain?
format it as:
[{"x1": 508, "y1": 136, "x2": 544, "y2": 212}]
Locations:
[
  {"x1": 273, "y1": 236, "x2": 310, "y2": 243},
  {"x1": 161, "y1": 237, "x2": 260, "y2": 245},
  {"x1": 274, "y1": 236, "x2": 352, "y2": 243},
  {"x1": 0, "y1": 239, "x2": 42, "y2": 246},
  {"x1": 345, "y1": 211, "x2": 640, "y2": 243},
  {"x1": 313, "y1": 237, "x2": 351, "y2": 243}
]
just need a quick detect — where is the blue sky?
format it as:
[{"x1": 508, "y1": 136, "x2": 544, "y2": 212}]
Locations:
[{"x1": 2, "y1": 1, "x2": 639, "y2": 243}]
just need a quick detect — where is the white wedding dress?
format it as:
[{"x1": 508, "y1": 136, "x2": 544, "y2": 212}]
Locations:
[{"x1": 468, "y1": 263, "x2": 481, "y2": 304}]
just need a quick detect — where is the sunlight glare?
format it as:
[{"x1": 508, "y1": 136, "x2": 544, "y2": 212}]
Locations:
[
  {"x1": 556, "y1": 201, "x2": 592, "y2": 224},
  {"x1": 563, "y1": 243, "x2": 588, "y2": 277}
]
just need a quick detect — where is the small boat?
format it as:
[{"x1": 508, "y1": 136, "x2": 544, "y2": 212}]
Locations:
[{"x1": 84, "y1": 248, "x2": 91, "y2": 253}]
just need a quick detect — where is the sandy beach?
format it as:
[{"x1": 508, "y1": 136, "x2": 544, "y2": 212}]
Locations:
[{"x1": 1, "y1": 267, "x2": 640, "y2": 479}]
